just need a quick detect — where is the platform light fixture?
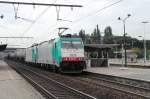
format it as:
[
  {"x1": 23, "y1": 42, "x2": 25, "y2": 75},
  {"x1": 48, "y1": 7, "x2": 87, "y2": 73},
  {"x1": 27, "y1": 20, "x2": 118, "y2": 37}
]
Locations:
[
  {"x1": 141, "y1": 21, "x2": 148, "y2": 63},
  {"x1": 118, "y1": 14, "x2": 131, "y2": 67}
]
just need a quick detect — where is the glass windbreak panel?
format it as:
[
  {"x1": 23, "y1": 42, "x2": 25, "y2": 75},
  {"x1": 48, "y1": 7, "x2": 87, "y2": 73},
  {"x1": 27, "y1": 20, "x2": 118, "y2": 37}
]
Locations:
[{"x1": 62, "y1": 41, "x2": 83, "y2": 49}]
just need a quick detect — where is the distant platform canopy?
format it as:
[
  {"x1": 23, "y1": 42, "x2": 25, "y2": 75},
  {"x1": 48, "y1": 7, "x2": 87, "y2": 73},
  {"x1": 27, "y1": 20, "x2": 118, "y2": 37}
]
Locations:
[
  {"x1": 0, "y1": 44, "x2": 7, "y2": 51},
  {"x1": 84, "y1": 44, "x2": 119, "y2": 52}
]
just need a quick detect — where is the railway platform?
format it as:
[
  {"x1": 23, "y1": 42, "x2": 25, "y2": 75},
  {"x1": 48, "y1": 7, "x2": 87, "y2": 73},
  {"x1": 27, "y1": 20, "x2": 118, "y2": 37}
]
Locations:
[
  {"x1": 0, "y1": 60, "x2": 44, "y2": 99},
  {"x1": 109, "y1": 59, "x2": 150, "y2": 68},
  {"x1": 85, "y1": 66, "x2": 150, "y2": 82}
]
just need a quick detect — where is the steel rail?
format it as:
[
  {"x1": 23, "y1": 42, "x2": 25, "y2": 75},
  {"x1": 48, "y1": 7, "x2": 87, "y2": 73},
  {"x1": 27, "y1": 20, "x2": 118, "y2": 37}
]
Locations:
[
  {"x1": 84, "y1": 72, "x2": 150, "y2": 89},
  {"x1": 9, "y1": 64, "x2": 58, "y2": 99},
  {"x1": 80, "y1": 74, "x2": 150, "y2": 99},
  {"x1": 75, "y1": 76, "x2": 150, "y2": 99},
  {"x1": 25, "y1": 64, "x2": 150, "y2": 99},
  {"x1": 8, "y1": 60, "x2": 150, "y2": 99},
  {"x1": 87, "y1": 76, "x2": 150, "y2": 91},
  {"x1": 7, "y1": 61, "x2": 96, "y2": 99},
  {"x1": 21, "y1": 71, "x2": 59, "y2": 99},
  {"x1": 98, "y1": 81, "x2": 150, "y2": 99},
  {"x1": 22, "y1": 67, "x2": 97, "y2": 99},
  {"x1": 19, "y1": 63, "x2": 149, "y2": 99}
]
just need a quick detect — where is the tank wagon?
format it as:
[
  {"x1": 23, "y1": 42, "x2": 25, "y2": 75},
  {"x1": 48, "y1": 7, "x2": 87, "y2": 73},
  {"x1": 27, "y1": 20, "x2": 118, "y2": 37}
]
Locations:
[
  {"x1": 25, "y1": 35, "x2": 85, "y2": 73},
  {"x1": 7, "y1": 48, "x2": 26, "y2": 62},
  {"x1": 15, "y1": 48, "x2": 26, "y2": 61}
]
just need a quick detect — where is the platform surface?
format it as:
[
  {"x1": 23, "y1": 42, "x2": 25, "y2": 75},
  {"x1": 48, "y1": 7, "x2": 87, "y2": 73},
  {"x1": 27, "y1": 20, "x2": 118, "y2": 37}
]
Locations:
[
  {"x1": 109, "y1": 58, "x2": 150, "y2": 66},
  {"x1": 0, "y1": 60, "x2": 45, "y2": 99},
  {"x1": 85, "y1": 66, "x2": 150, "y2": 82}
]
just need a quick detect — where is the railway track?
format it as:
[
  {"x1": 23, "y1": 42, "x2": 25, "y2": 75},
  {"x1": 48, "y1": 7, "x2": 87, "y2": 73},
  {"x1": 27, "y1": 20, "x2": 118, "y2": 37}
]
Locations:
[
  {"x1": 82, "y1": 72, "x2": 150, "y2": 90},
  {"x1": 6, "y1": 60, "x2": 150, "y2": 99},
  {"x1": 7, "y1": 61, "x2": 96, "y2": 99},
  {"x1": 79, "y1": 72, "x2": 150, "y2": 99}
]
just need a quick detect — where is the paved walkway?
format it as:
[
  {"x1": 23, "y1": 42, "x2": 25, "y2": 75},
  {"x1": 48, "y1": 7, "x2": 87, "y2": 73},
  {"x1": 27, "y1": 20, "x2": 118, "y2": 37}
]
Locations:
[{"x1": 0, "y1": 60, "x2": 45, "y2": 99}]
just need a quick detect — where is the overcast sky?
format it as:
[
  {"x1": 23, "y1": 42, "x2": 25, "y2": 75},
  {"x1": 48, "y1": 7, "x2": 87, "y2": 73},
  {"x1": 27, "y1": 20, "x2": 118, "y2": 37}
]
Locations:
[{"x1": 0, "y1": 0, "x2": 150, "y2": 48}]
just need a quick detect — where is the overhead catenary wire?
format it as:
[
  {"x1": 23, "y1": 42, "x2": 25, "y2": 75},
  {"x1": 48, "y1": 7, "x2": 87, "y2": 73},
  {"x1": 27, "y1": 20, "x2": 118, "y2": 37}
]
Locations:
[
  {"x1": 46, "y1": 0, "x2": 123, "y2": 33},
  {"x1": 1, "y1": 0, "x2": 124, "y2": 46},
  {"x1": 45, "y1": 0, "x2": 123, "y2": 37},
  {"x1": 0, "y1": 0, "x2": 83, "y2": 7},
  {"x1": 70, "y1": 0, "x2": 124, "y2": 25},
  {"x1": 11, "y1": 0, "x2": 82, "y2": 38},
  {"x1": 12, "y1": 3, "x2": 35, "y2": 22},
  {"x1": 20, "y1": 0, "x2": 81, "y2": 37},
  {"x1": 46, "y1": 0, "x2": 124, "y2": 36},
  {"x1": 9, "y1": 0, "x2": 59, "y2": 45},
  {"x1": 20, "y1": 0, "x2": 58, "y2": 37},
  {"x1": 58, "y1": 0, "x2": 117, "y2": 24},
  {"x1": 0, "y1": 0, "x2": 83, "y2": 37}
]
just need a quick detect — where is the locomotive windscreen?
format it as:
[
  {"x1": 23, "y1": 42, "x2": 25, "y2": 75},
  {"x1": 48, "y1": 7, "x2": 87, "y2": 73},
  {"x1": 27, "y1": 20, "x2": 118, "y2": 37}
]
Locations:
[{"x1": 62, "y1": 41, "x2": 83, "y2": 49}]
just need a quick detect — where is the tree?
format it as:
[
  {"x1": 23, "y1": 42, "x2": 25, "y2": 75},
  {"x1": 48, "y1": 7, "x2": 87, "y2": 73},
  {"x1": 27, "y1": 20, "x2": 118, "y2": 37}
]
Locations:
[
  {"x1": 79, "y1": 29, "x2": 86, "y2": 43},
  {"x1": 103, "y1": 26, "x2": 114, "y2": 44},
  {"x1": 96, "y1": 24, "x2": 101, "y2": 44},
  {"x1": 85, "y1": 34, "x2": 91, "y2": 44},
  {"x1": 91, "y1": 28, "x2": 97, "y2": 44},
  {"x1": 91, "y1": 24, "x2": 101, "y2": 44}
]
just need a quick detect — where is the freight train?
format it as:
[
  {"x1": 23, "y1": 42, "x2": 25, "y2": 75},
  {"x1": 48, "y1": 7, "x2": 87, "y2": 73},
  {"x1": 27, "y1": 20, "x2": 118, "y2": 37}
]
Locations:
[{"x1": 10, "y1": 35, "x2": 86, "y2": 73}]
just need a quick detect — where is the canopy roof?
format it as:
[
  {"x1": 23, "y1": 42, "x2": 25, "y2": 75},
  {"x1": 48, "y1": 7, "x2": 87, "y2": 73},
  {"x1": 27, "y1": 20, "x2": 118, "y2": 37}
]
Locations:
[
  {"x1": 0, "y1": 44, "x2": 7, "y2": 51},
  {"x1": 84, "y1": 44, "x2": 119, "y2": 52}
]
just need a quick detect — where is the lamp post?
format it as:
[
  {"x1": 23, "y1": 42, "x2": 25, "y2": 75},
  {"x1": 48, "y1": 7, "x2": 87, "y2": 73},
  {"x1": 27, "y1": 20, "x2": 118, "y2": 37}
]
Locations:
[
  {"x1": 141, "y1": 21, "x2": 148, "y2": 63},
  {"x1": 118, "y1": 14, "x2": 131, "y2": 67},
  {"x1": 138, "y1": 36, "x2": 144, "y2": 62}
]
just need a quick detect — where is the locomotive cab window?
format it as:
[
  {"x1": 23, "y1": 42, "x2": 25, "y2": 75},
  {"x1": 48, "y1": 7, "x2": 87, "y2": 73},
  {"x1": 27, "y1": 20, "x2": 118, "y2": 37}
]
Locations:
[{"x1": 61, "y1": 41, "x2": 83, "y2": 49}]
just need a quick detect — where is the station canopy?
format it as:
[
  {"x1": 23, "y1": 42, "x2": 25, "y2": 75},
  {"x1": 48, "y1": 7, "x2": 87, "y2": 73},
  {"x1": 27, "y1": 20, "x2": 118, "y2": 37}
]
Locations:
[
  {"x1": 0, "y1": 44, "x2": 7, "y2": 51},
  {"x1": 84, "y1": 44, "x2": 119, "y2": 52}
]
